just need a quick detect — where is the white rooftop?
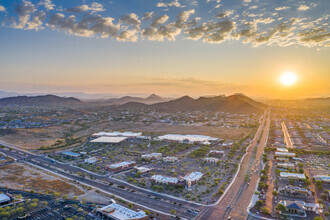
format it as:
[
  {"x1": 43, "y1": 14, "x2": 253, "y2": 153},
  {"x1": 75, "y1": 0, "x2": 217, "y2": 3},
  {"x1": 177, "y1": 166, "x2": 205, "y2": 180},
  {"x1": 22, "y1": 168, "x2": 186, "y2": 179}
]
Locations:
[
  {"x1": 275, "y1": 152, "x2": 296, "y2": 157},
  {"x1": 277, "y1": 148, "x2": 289, "y2": 152},
  {"x1": 108, "y1": 161, "x2": 136, "y2": 169},
  {"x1": 184, "y1": 172, "x2": 203, "y2": 182},
  {"x1": 0, "y1": 193, "x2": 10, "y2": 204},
  {"x1": 314, "y1": 175, "x2": 330, "y2": 182},
  {"x1": 93, "y1": 131, "x2": 142, "y2": 137},
  {"x1": 157, "y1": 134, "x2": 218, "y2": 143},
  {"x1": 99, "y1": 203, "x2": 147, "y2": 220},
  {"x1": 151, "y1": 175, "x2": 178, "y2": 184},
  {"x1": 280, "y1": 172, "x2": 306, "y2": 179},
  {"x1": 90, "y1": 136, "x2": 127, "y2": 143}
]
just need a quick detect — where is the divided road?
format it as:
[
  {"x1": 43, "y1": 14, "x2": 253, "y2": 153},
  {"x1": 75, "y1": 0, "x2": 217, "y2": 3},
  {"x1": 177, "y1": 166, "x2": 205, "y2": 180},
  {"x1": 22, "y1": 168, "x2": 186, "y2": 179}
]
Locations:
[{"x1": 197, "y1": 110, "x2": 270, "y2": 220}]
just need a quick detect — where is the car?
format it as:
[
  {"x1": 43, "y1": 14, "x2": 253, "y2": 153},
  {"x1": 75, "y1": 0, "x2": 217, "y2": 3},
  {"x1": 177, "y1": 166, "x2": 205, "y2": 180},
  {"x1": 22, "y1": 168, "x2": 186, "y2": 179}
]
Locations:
[
  {"x1": 187, "y1": 209, "x2": 192, "y2": 213},
  {"x1": 227, "y1": 205, "x2": 230, "y2": 208}
]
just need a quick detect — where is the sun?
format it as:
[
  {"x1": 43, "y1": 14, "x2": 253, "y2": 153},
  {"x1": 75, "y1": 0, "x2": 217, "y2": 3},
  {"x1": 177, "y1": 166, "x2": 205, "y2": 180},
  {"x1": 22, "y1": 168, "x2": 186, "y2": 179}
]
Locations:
[{"x1": 280, "y1": 72, "x2": 297, "y2": 86}]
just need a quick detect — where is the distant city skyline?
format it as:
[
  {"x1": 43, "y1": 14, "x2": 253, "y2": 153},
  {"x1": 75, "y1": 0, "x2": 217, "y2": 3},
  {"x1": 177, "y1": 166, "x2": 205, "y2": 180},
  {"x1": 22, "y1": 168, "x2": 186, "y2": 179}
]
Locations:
[{"x1": 0, "y1": 0, "x2": 329, "y2": 98}]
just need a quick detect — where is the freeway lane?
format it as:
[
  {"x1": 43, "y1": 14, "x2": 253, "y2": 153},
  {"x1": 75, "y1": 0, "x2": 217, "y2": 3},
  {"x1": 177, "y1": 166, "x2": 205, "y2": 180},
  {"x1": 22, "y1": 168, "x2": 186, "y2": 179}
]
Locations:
[
  {"x1": 281, "y1": 121, "x2": 293, "y2": 148},
  {"x1": 196, "y1": 110, "x2": 270, "y2": 220}
]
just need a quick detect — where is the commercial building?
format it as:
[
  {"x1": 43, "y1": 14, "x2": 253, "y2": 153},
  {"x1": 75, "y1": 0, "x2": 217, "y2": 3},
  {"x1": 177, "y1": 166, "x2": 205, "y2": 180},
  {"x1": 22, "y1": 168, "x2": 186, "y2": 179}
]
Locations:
[
  {"x1": 314, "y1": 175, "x2": 330, "y2": 183},
  {"x1": 183, "y1": 172, "x2": 203, "y2": 185},
  {"x1": 276, "y1": 157, "x2": 290, "y2": 162},
  {"x1": 141, "y1": 153, "x2": 162, "y2": 161},
  {"x1": 157, "y1": 134, "x2": 218, "y2": 144},
  {"x1": 279, "y1": 185, "x2": 309, "y2": 196},
  {"x1": 84, "y1": 157, "x2": 98, "y2": 164},
  {"x1": 209, "y1": 150, "x2": 225, "y2": 156},
  {"x1": 275, "y1": 152, "x2": 296, "y2": 158},
  {"x1": 162, "y1": 156, "x2": 178, "y2": 163},
  {"x1": 279, "y1": 200, "x2": 322, "y2": 216},
  {"x1": 90, "y1": 136, "x2": 128, "y2": 144},
  {"x1": 280, "y1": 172, "x2": 306, "y2": 180},
  {"x1": 134, "y1": 166, "x2": 153, "y2": 174},
  {"x1": 61, "y1": 151, "x2": 80, "y2": 158},
  {"x1": 150, "y1": 175, "x2": 178, "y2": 185},
  {"x1": 277, "y1": 148, "x2": 289, "y2": 152},
  {"x1": 96, "y1": 203, "x2": 148, "y2": 220},
  {"x1": 204, "y1": 157, "x2": 219, "y2": 164},
  {"x1": 277, "y1": 162, "x2": 295, "y2": 169},
  {"x1": 92, "y1": 131, "x2": 142, "y2": 138},
  {"x1": 0, "y1": 193, "x2": 11, "y2": 205},
  {"x1": 106, "y1": 161, "x2": 136, "y2": 172}
]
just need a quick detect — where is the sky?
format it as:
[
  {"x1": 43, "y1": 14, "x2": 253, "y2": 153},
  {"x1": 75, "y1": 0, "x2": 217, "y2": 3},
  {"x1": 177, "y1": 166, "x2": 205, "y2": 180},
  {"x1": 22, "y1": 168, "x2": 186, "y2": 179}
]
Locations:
[{"x1": 0, "y1": 0, "x2": 329, "y2": 99}]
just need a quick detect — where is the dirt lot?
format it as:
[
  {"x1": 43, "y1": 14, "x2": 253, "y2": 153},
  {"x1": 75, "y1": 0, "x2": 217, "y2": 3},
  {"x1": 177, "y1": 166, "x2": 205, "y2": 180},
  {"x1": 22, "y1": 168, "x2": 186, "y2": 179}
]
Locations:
[
  {"x1": 0, "y1": 125, "x2": 76, "y2": 150},
  {"x1": 0, "y1": 163, "x2": 84, "y2": 196}
]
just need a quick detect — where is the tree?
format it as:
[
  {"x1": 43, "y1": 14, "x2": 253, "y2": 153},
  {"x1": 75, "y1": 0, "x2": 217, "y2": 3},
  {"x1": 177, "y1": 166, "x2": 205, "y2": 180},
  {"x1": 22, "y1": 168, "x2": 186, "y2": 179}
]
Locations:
[
  {"x1": 170, "y1": 209, "x2": 176, "y2": 215},
  {"x1": 261, "y1": 207, "x2": 270, "y2": 215},
  {"x1": 272, "y1": 190, "x2": 278, "y2": 196},
  {"x1": 276, "y1": 203, "x2": 286, "y2": 212},
  {"x1": 256, "y1": 200, "x2": 263, "y2": 207},
  {"x1": 314, "y1": 217, "x2": 323, "y2": 220},
  {"x1": 128, "y1": 203, "x2": 134, "y2": 209},
  {"x1": 143, "y1": 210, "x2": 150, "y2": 215}
]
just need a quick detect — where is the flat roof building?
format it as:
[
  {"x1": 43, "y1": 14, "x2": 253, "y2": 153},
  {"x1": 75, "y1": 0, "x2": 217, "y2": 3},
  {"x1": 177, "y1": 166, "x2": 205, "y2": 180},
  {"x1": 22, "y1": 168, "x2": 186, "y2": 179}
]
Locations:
[
  {"x1": 277, "y1": 162, "x2": 295, "y2": 169},
  {"x1": 275, "y1": 152, "x2": 296, "y2": 158},
  {"x1": 62, "y1": 151, "x2": 80, "y2": 158},
  {"x1": 277, "y1": 148, "x2": 289, "y2": 152},
  {"x1": 209, "y1": 150, "x2": 225, "y2": 156},
  {"x1": 90, "y1": 136, "x2": 127, "y2": 143},
  {"x1": 85, "y1": 157, "x2": 98, "y2": 164},
  {"x1": 92, "y1": 131, "x2": 142, "y2": 138},
  {"x1": 204, "y1": 157, "x2": 220, "y2": 164},
  {"x1": 162, "y1": 156, "x2": 178, "y2": 163},
  {"x1": 141, "y1": 153, "x2": 162, "y2": 160},
  {"x1": 106, "y1": 161, "x2": 136, "y2": 172},
  {"x1": 157, "y1": 134, "x2": 218, "y2": 144},
  {"x1": 97, "y1": 203, "x2": 148, "y2": 220},
  {"x1": 150, "y1": 175, "x2": 178, "y2": 185},
  {"x1": 314, "y1": 175, "x2": 330, "y2": 183},
  {"x1": 0, "y1": 193, "x2": 11, "y2": 205},
  {"x1": 280, "y1": 172, "x2": 306, "y2": 180},
  {"x1": 134, "y1": 166, "x2": 153, "y2": 174},
  {"x1": 183, "y1": 172, "x2": 203, "y2": 185}
]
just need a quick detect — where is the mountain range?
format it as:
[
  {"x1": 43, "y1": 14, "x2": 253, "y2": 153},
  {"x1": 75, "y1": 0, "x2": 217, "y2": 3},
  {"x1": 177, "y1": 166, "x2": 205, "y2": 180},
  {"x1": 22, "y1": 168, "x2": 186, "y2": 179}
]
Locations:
[
  {"x1": 0, "y1": 95, "x2": 81, "y2": 106},
  {"x1": 120, "y1": 93, "x2": 267, "y2": 113}
]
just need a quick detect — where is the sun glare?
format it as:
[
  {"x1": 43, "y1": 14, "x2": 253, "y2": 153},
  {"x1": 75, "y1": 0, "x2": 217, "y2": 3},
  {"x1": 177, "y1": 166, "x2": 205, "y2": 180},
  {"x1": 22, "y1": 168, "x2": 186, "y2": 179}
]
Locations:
[{"x1": 280, "y1": 72, "x2": 297, "y2": 86}]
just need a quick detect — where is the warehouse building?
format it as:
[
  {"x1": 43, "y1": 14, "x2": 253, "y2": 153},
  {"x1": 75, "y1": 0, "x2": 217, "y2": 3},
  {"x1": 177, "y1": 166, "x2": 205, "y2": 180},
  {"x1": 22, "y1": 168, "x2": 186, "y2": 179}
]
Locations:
[{"x1": 280, "y1": 172, "x2": 306, "y2": 180}]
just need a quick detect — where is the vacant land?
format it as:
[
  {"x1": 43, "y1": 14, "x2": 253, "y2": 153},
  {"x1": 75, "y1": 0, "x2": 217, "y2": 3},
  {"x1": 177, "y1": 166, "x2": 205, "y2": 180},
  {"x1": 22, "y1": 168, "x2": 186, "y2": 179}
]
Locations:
[
  {"x1": 0, "y1": 163, "x2": 84, "y2": 196},
  {"x1": 1, "y1": 120, "x2": 251, "y2": 150}
]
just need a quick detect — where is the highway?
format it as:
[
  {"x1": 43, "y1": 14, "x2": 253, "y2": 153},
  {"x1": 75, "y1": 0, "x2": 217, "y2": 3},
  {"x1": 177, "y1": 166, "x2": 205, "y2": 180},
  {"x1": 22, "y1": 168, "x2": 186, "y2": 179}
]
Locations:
[
  {"x1": 0, "y1": 142, "x2": 201, "y2": 219},
  {"x1": 196, "y1": 110, "x2": 271, "y2": 220}
]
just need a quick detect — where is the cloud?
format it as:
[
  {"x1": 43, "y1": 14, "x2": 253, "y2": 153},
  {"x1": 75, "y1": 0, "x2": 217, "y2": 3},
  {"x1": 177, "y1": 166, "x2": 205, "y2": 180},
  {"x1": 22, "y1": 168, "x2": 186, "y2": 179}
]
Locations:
[
  {"x1": 12, "y1": 0, "x2": 45, "y2": 30},
  {"x1": 297, "y1": 5, "x2": 310, "y2": 11},
  {"x1": 275, "y1": 6, "x2": 290, "y2": 11},
  {"x1": 298, "y1": 29, "x2": 330, "y2": 47},
  {"x1": 117, "y1": 29, "x2": 139, "y2": 42},
  {"x1": 151, "y1": 15, "x2": 169, "y2": 27},
  {"x1": 157, "y1": 0, "x2": 183, "y2": 8},
  {"x1": 38, "y1": 0, "x2": 55, "y2": 11},
  {"x1": 47, "y1": 13, "x2": 120, "y2": 38},
  {"x1": 216, "y1": 10, "x2": 234, "y2": 19},
  {"x1": 0, "y1": 5, "x2": 6, "y2": 12},
  {"x1": 142, "y1": 12, "x2": 154, "y2": 21},
  {"x1": 119, "y1": 13, "x2": 140, "y2": 29},
  {"x1": 67, "y1": 2, "x2": 105, "y2": 13}
]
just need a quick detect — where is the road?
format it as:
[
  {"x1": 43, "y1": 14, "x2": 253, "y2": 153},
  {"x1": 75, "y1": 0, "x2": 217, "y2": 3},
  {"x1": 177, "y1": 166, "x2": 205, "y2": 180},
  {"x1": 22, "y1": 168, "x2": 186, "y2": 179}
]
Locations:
[
  {"x1": 196, "y1": 110, "x2": 271, "y2": 220},
  {"x1": 0, "y1": 141, "x2": 201, "y2": 219},
  {"x1": 281, "y1": 121, "x2": 293, "y2": 148}
]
